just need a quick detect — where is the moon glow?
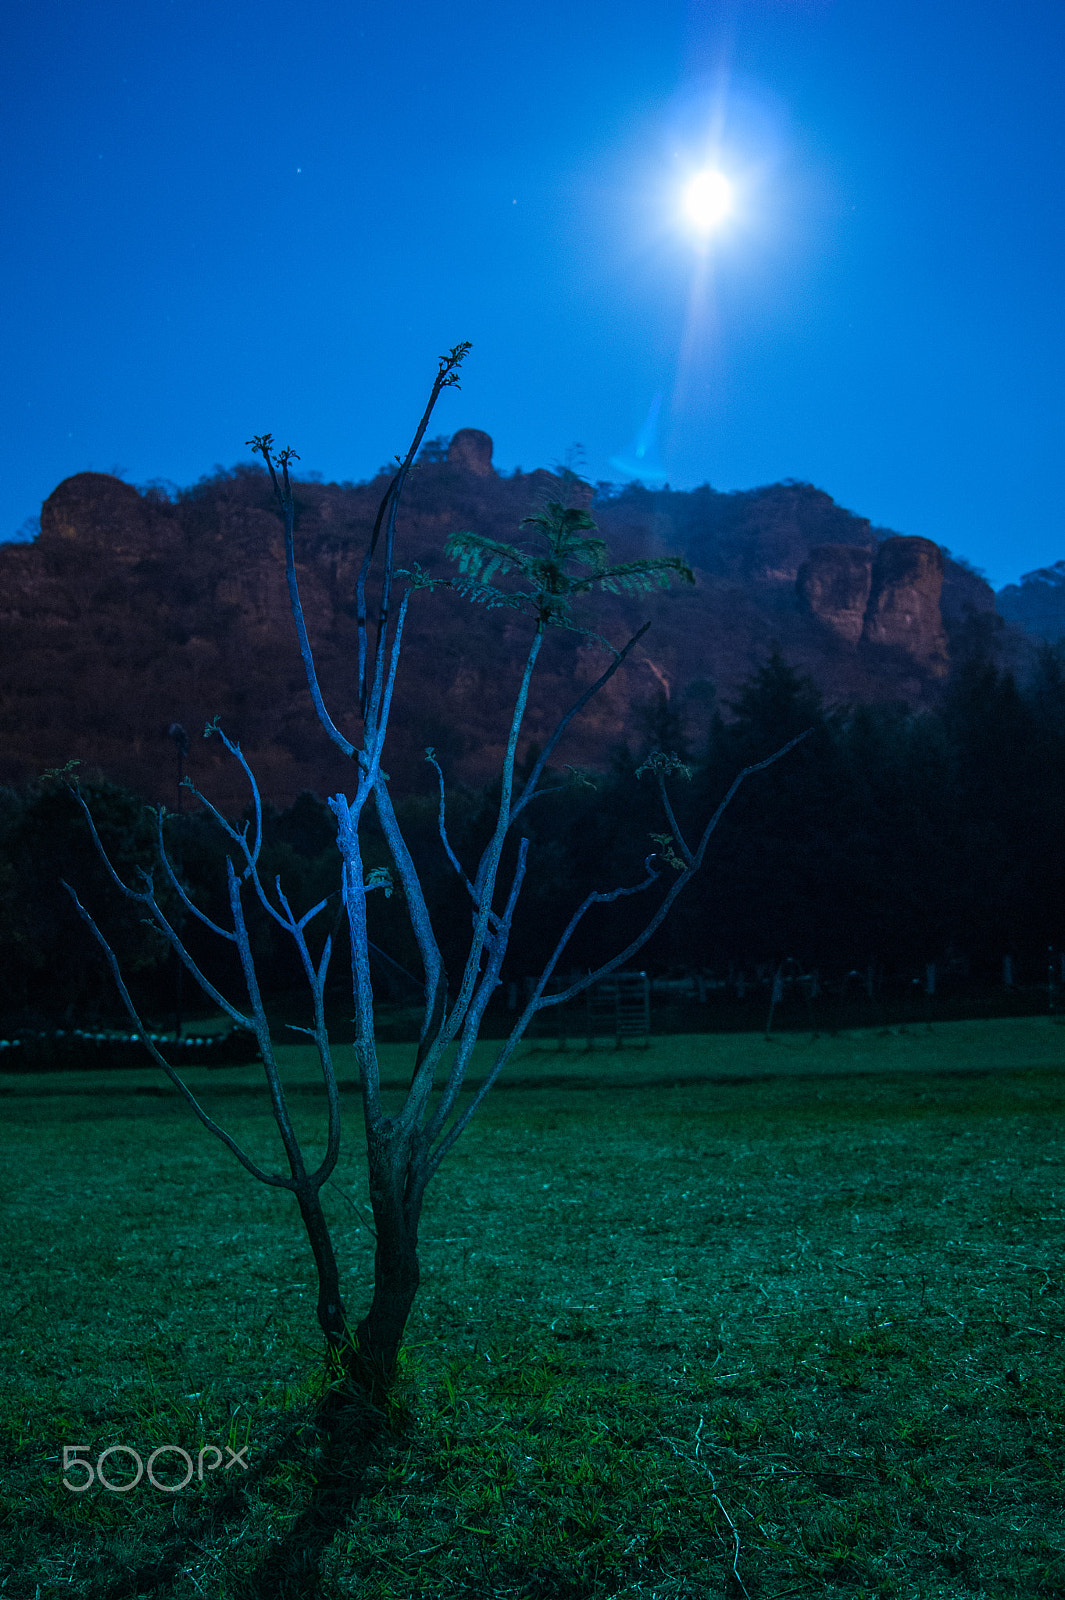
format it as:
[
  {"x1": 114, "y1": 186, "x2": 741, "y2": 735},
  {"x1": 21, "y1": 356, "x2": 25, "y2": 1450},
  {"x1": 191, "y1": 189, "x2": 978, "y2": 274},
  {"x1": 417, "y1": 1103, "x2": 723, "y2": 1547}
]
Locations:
[{"x1": 683, "y1": 169, "x2": 732, "y2": 232}]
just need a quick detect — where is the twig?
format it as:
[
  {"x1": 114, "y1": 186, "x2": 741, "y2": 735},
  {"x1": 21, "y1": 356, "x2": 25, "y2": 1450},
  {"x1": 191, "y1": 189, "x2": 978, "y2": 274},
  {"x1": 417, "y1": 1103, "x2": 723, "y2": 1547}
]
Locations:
[
  {"x1": 326, "y1": 1180, "x2": 377, "y2": 1241},
  {"x1": 658, "y1": 1417, "x2": 751, "y2": 1600}
]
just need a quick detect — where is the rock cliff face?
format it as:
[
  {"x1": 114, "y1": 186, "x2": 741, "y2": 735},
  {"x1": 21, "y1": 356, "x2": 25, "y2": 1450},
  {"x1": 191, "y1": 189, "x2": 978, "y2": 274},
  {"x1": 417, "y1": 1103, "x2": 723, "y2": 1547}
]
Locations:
[
  {"x1": 0, "y1": 435, "x2": 1025, "y2": 809},
  {"x1": 446, "y1": 428, "x2": 495, "y2": 476},
  {"x1": 41, "y1": 473, "x2": 160, "y2": 559},
  {"x1": 862, "y1": 537, "x2": 949, "y2": 675},
  {"x1": 797, "y1": 545, "x2": 875, "y2": 645},
  {"x1": 797, "y1": 535, "x2": 949, "y2": 674}
]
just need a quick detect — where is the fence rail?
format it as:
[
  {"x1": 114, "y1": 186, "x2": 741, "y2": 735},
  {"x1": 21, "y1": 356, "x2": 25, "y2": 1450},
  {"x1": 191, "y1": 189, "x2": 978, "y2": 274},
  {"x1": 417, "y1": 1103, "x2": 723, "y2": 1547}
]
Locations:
[{"x1": 0, "y1": 1027, "x2": 261, "y2": 1073}]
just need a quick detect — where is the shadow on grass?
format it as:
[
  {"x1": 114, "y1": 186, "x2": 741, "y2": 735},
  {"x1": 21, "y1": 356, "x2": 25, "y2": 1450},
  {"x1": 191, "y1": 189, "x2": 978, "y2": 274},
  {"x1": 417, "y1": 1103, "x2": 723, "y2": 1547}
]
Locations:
[
  {"x1": 233, "y1": 1388, "x2": 395, "y2": 1600},
  {"x1": 42, "y1": 1394, "x2": 393, "y2": 1600}
]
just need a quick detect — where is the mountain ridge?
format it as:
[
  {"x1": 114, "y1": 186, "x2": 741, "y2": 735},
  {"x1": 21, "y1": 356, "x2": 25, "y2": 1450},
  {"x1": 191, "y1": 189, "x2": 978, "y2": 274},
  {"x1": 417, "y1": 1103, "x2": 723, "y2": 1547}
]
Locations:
[
  {"x1": 996, "y1": 562, "x2": 1065, "y2": 643},
  {"x1": 0, "y1": 429, "x2": 1032, "y2": 811}
]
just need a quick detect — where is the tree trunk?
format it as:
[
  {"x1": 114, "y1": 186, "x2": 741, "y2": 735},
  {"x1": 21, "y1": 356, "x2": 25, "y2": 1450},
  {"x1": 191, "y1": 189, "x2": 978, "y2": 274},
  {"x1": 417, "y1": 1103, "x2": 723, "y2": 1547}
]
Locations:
[
  {"x1": 349, "y1": 1127, "x2": 427, "y2": 1403},
  {"x1": 293, "y1": 1128, "x2": 427, "y2": 1407},
  {"x1": 295, "y1": 1184, "x2": 350, "y2": 1353}
]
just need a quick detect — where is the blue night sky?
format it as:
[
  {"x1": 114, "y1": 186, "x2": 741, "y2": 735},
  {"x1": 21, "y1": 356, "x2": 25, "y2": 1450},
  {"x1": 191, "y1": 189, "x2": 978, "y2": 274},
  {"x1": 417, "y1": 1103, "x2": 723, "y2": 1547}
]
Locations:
[{"x1": 2, "y1": 0, "x2": 1063, "y2": 590}]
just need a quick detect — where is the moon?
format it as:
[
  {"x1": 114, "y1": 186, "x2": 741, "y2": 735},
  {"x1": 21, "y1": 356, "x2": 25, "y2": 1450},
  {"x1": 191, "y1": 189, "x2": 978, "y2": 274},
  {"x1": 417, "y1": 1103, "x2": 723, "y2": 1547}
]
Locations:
[{"x1": 683, "y1": 169, "x2": 732, "y2": 232}]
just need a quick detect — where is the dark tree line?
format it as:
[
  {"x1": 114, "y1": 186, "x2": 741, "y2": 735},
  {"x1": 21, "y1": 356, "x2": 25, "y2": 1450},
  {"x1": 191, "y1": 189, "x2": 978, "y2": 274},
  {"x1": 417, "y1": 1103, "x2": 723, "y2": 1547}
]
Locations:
[
  {"x1": 3, "y1": 642, "x2": 1064, "y2": 1032},
  {"x1": 390, "y1": 641, "x2": 1065, "y2": 994}
]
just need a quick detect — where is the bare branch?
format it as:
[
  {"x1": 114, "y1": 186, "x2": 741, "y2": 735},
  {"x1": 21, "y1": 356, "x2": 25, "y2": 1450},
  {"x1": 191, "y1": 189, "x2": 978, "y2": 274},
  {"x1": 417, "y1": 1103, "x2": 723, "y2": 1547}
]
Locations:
[
  {"x1": 274, "y1": 880, "x2": 329, "y2": 988},
  {"x1": 425, "y1": 747, "x2": 480, "y2": 907},
  {"x1": 327, "y1": 1180, "x2": 378, "y2": 1242},
  {"x1": 364, "y1": 588, "x2": 412, "y2": 782},
  {"x1": 333, "y1": 798, "x2": 383, "y2": 1124},
  {"x1": 179, "y1": 774, "x2": 247, "y2": 852},
  {"x1": 428, "y1": 731, "x2": 811, "y2": 1169},
  {"x1": 224, "y1": 856, "x2": 310, "y2": 1184},
  {"x1": 510, "y1": 622, "x2": 651, "y2": 823},
  {"x1": 69, "y1": 787, "x2": 253, "y2": 1027},
  {"x1": 371, "y1": 778, "x2": 447, "y2": 1050},
  {"x1": 423, "y1": 837, "x2": 528, "y2": 1147},
  {"x1": 636, "y1": 752, "x2": 695, "y2": 868},
  {"x1": 502, "y1": 856, "x2": 663, "y2": 1019},
  {"x1": 154, "y1": 808, "x2": 235, "y2": 941},
  {"x1": 366, "y1": 939, "x2": 422, "y2": 993},
  {"x1": 442, "y1": 627, "x2": 544, "y2": 1045},
  {"x1": 188, "y1": 723, "x2": 336, "y2": 939},
  {"x1": 272, "y1": 878, "x2": 341, "y2": 1186},
  {"x1": 658, "y1": 782, "x2": 694, "y2": 867},
  {"x1": 546, "y1": 730, "x2": 812, "y2": 1008},
  {"x1": 63, "y1": 883, "x2": 292, "y2": 1189},
  {"x1": 207, "y1": 723, "x2": 267, "y2": 870},
  {"x1": 357, "y1": 343, "x2": 472, "y2": 723},
  {"x1": 247, "y1": 440, "x2": 357, "y2": 759}
]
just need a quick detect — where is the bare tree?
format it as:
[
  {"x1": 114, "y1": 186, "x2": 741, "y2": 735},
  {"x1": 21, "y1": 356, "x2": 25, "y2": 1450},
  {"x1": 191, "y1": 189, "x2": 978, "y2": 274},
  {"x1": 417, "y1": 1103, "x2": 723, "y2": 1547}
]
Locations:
[{"x1": 65, "y1": 344, "x2": 805, "y2": 1405}]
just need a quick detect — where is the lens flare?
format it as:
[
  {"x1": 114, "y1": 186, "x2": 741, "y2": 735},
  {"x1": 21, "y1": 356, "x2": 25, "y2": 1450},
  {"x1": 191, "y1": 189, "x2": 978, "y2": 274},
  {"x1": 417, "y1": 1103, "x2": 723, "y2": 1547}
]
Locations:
[{"x1": 683, "y1": 170, "x2": 732, "y2": 231}]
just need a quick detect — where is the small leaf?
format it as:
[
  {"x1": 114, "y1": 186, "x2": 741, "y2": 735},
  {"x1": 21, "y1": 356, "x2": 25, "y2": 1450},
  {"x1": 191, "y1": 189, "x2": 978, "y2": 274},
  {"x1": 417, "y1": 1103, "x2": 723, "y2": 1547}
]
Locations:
[
  {"x1": 364, "y1": 867, "x2": 394, "y2": 898},
  {"x1": 41, "y1": 758, "x2": 82, "y2": 787},
  {"x1": 650, "y1": 833, "x2": 686, "y2": 871},
  {"x1": 636, "y1": 751, "x2": 693, "y2": 781}
]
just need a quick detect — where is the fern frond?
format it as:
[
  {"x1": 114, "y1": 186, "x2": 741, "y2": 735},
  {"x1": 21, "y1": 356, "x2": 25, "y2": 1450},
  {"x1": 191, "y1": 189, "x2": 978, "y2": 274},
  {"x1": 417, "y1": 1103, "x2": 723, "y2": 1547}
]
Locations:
[
  {"x1": 564, "y1": 536, "x2": 609, "y2": 569},
  {"x1": 593, "y1": 556, "x2": 695, "y2": 594},
  {"x1": 449, "y1": 579, "x2": 530, "y2": 611},
  {"x1": 444, "y1": 502, "x2": 694, "y2": 627},
  {"x1": 398, "y1": 565, "x2": 530, "y2": 612},
  {"x1": 444, "y1": 531, "x2": 535, "y2": 583},
  {"x1": 520, "y1": 502, "x2": 599, "y2": 548}
]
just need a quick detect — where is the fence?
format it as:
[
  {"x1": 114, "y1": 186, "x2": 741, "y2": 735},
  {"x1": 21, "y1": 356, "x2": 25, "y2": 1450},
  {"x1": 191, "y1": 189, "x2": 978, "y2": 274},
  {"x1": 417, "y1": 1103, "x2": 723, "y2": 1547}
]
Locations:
[
  {"x1": 531, "y1": 972, "x2": 651, "y2": 1050},
  {"x1": 0, "y1": 1027, "x2": 261, "y2": 1073},
  {"x1": 642, "y1": 959, "x2": 1065, "y2": 1035},
  {"x1": 513, "y1": 955, "x2": 1065, "y2": 1042}
]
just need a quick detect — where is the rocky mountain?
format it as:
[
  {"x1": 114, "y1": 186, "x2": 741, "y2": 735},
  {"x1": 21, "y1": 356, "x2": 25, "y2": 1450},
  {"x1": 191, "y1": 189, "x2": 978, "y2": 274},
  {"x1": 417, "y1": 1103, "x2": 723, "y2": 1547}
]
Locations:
[
  {"x1": 996, "y1": 562, "x2": 1065, "y2": 643},
  {"x1": 0, "y1": 430, "x2": 1030, "y2": 811}
]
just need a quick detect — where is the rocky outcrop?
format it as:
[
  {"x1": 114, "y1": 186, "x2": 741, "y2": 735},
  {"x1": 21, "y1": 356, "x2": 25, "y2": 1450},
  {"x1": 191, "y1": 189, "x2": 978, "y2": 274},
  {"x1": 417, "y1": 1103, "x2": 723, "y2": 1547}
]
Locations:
[
  {"x1": 797, "y1": 546, "x2": 874, "y2": 644},
  {"x1": 0, "y1": 441, "x2": 1023, "y2": 808},
  {"x1": 446, "y1": 428, "x2": 495, "y2": 476},
  {"x1": 862, "y1": 537, "x2": 948, "y2": 676},
  {"x1": 40, "y1": 472, "x2": 163, "y2": 562},
  {"x1": 797, "y1": 535, "x2": 949, "y2": 675}
]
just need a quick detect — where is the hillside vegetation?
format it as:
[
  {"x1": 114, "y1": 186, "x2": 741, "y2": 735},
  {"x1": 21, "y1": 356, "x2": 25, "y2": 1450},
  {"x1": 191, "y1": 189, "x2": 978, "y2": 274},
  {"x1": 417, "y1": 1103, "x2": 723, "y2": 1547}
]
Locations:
[{"x1": 0, "y1": 431, "x2": 1025, "y2": 811}]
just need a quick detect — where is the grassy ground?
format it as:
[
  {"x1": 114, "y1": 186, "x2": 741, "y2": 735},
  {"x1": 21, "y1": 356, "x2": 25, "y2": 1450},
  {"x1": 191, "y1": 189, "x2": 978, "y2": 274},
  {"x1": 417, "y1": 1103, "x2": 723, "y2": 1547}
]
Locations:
[
  {"x1": 3, "y1": 1013, "x2": 1063, "y2": 1099},
  {"x1": 0, "y1": 1019, "x2": 1062, "y2": 1597}
]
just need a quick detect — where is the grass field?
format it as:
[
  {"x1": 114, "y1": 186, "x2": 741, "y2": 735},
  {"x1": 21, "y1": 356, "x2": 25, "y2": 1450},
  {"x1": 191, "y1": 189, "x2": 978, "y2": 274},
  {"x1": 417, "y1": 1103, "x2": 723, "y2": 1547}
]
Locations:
[{"x1": 1, "y1": 1018, "x2": 1063, "y2": 1598}]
